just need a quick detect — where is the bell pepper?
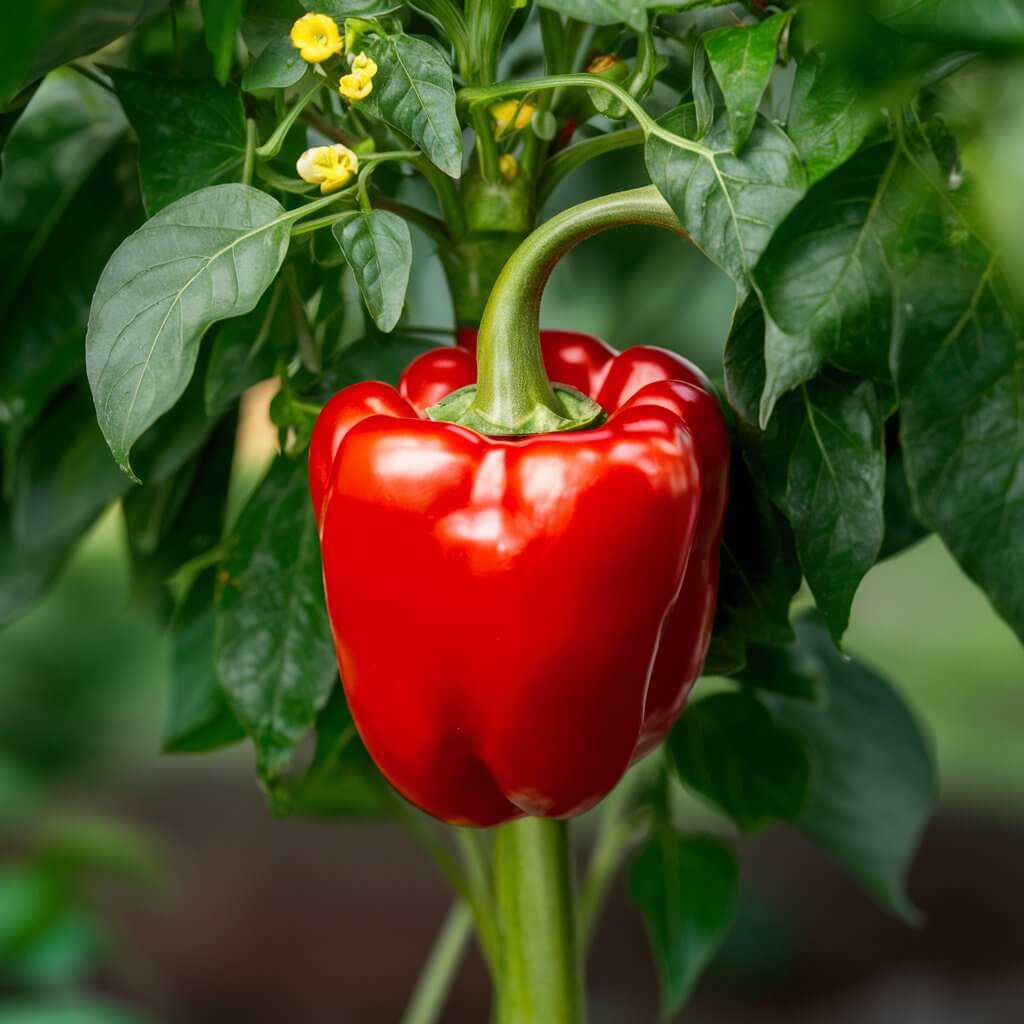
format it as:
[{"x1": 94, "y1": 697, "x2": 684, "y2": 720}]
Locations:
[{"x1": 309, "y1": 329, "x2": 728, "y2": 826}]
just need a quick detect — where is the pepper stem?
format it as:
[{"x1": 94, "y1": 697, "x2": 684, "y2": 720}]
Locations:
[
  {"x1": 427, "y1": 185, "x2": 684, "y2": 436},
  {"x1": 494, "y1": 818, "x2": 584, "y2": 1024}
]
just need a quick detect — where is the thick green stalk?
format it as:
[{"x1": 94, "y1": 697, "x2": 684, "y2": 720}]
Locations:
[
  {"x1": 430, "y1": 185, "x2": 682, "y2": 435},
  {"x1": 494, "y1": 819, "x2": 583, "y2": 1024}
]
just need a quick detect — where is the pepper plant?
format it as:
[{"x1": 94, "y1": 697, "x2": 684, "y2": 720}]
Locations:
[{"x1": 3, "y1": 0, "x2": 1024, "y2": 1020}]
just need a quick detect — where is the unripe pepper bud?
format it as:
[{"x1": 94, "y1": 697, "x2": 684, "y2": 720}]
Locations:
[{"x1": 296, "y1": 143, "x2": 359, "y2": 193}]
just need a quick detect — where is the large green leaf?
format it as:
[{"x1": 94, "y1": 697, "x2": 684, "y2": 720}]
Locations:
[
  {"x1": 754, "y1": 142, "x2": 929, "y2": 422},
  {"x1": 872, "y1": 0, "x2": 1024, "y2": 47},
  {"x1": 0, "y1": 0, "x2": 171, "y2": 106},
  {"x1": 768, "y1": 613, "x2": 937, "y2": 921},
  {"x1": 359, "y1": 33, "x2": 463, "y2": 178},
  {"x1": 646, "y1": 104, "x2": 806, "y2": 298},
  {"x1": 109, "y1": 69, "x2": 247, "y2": 215},
  {"x1": 668, "y1": 692, "x2": 813, "y2": 831},
  {"x1": 628, "y1": 830, "x2": 737, "y2": 1016},
  {"x1": 123, "y1": 407, "x2": 235, "y2": 617},
  {"x1": 736, "y1": 641, "x2": 823, "y2": 702},
  {"x1": 301, "y1": 0, "x2": 402, "y2": 18},
  {"x1": 270, "y1": 687, "x2": 395, "y2": 817},
  {"x1": 894, "y1": 151, "x2": 1024, "y2": 642},
  {"x1": 86, "y1": 184, "x2": 294, "y2": 479},
  {"x1": 164, "y1": 571, "x2": 245, "y2": 753},
  {"x1": 0, "y1": 73, "x2": 124, "y2": 314},
  {"x1": 787, "y1": 55, "x2": 880, "y2": 186},
  {"x1": 242, "y1": 35, "x2": 308, "y2": 91},
  {"x1": 537, "y1": 0, "x2": 661, "y2": 31},
  {"x1": 0, "y1": 146, "x2": 141, "y2": 473},
  {"x1": 727, "y1": 312, "x2": 886, "y2": 641},
  {"x1": 703, "y1": 12, "x2": 790, "y2": 152},
  {"x1": 201, "y1": 0, "x2": 245, "y2": 84},
  {"x1": 204, "y1": 277, "x2": 292, "y2": 414},
  {"x1": 333, "y1": 210, "x2": 412, "y2": 333},
  {"x1": 706, "y1": 455, "x2": 801, "y2": 677},
  {"x1": 215, "y1": 455, "x2": 338, "y2": 782},
  {"x1": 0, "y1": 501, "x2": 71, "y2": 630}
]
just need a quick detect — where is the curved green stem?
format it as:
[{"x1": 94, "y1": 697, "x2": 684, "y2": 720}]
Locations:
[
  {"x1": 401, "y1": 901, "x2": 474, "y2": 1024},
  {"x1": 461, "y1": 74, "x2": 710, "y2": 159},
  {"x1": 429, "y1": 185, "x2": 682, "y2": 435},
  {"x1": 494, "y1": 819, "x2": 583, "y2": 1024},
  {"x1": 242, "y1": 118, "x2": 257, "y2": 186},
  {"x1": 537, "y1": 127, "x2": 644, "y2": 205},
  {"x1": 256, "y1": 76, "x2": 323, "y2": 159}
]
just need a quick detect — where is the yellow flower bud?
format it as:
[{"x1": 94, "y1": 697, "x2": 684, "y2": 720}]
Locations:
[
  {"x1": 489, "y1": 99, "x2": 536, "y2": 137},
  {"x1": 587, "y1": 54, "x2": 621, "y2": 74},
  {"x1": 296, "y1": 144, "x2": 359, "y2": 194},
  {"x1": 290, "y1": 13, "x2": 343, "y2": 64},
  {"x1": 339, "y1": 51, "x2": 378, "y2": 101},
  {"x1": 499, "y1": 154, "x2": 519, "y2": 181}
]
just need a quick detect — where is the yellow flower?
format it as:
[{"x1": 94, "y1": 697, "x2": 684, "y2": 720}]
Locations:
[
  {"x1": 489, "y1": 99, "x2": 536, "y2": 137},
  {"x1": 296, "y1": 144, "x2": 359, "y2": 194},
  {"x1": 340, "y1": 52, "x2": 378, "y2": 101},
  {"x1": 499, "y1": 153, "x2": 519, "y2": 181},
  {"x1": 291, "y1": 13, "x2": 343, "y2": 63}
]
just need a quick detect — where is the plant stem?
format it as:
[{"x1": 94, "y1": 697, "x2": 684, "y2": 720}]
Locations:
[
  {"x1": 461, "y1": 74, "x2": 711, "y2": 159},
  {"x1": 537, "y1": 127, "x2": 645, "y2": 205},
  {"x1": 256, "y1": 76, "x2": 322, "y2": 159},
  {"x1": 242, "y1": 118, "x2": 257, "y2": 186},
  {"x1": 401, "y1": 901, "x2": 474, "y2": 1024},
  {"x1": 494, "y1": 818, "x2": 584, "y2": 1024},
  {"x1": 461, "y1": 186, "x2": 681, "y2": 433}
]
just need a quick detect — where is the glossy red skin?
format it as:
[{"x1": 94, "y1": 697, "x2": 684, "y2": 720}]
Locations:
[{"x1": 310, "y1": 331, "x2": 729, "y2": 827}]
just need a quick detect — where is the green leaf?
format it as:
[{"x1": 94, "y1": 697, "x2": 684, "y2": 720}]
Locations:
[
  {"x1": 669, "y1": 692, "x2": 813, "y2": 831},
  {"x1": 894, "y1": 160, "x2": 1024, "y2": 642},
  {"x1": 787, "y1": 55, "x2": 880, "y2": 185},
  {"x1": 0, "y1": 73, "x2": 125, "y2": 316},
  {"x1": 0, "y1": 145, "x2": 141, "y2": 472},
  {"x1": 767, "y1": 613, "x2": 937, "y2": 921},
  {"x1": 879, "y1": 427, "x2": 929, "y2": 560},
  {"x1": 124, "y1": 408, "x2": 236, "y2": 617},
  {"x1": 318, "y1": 333, "x2": 436, "y2": 393},
  {"x1": 0, "y1": 501, "x2": 70, "y2": 630},
  {"x1": 215, "y1": 455, "x2": 338, "y2": 782},
  {"x1": 242, "y1": 34, "x2": 307, "y2": 91},
  {"x1": 872, "y1": 0, "x2": 1024, "y2": 47},
  {"x1": 0, "y1": 0, "x2": 171, "y2": 106},
  {"x1": 537, "y1": 0, "x2": 660, "y2": 32},
  {"x1": 703, "y1": 12, "x2": 790, "y2": 152},
  {"x1": 754, "y1": 142, "x2": 928, "y2": 422},
  {"x1": 628, "y1": 830, "x2": 737, "y2": 1016},
  {"x1": 359, "y1": 33, "x2": 463, "y2": 178},
  {"x1": 707, "y1": 455, "x2": 801, "y2": 676},
  {"x1": 646, "y1": 104, "x2": 806, "y2": 299},
  {"x1": 736, "y1": 641, "x2": 823, "y2": 701},
  {"x1": 302, "y1": 0, "x2": 402, "y2": 18},
  {"x1": 727, "y1": 314, "x2": 886, "y2": 641},
  {"x1": 201, "y1": 0, "x2": 246, "y2": 84},
  {"x1": 333, "y1": 210, "x2": 412, "y2": 333},
  {"x1": 164, "y1": 571, "x2": 245, "y2": 753},
  {"x1": 781, "y1": 379, "x2": 886, "y2": 641},
  {"x1": 204, "y1": 277, "x2": 292, "y2": 414},
  {"x1": 270, "y1": 687, "x2": 395, "y2": 817},
  {"x1": 109, "y1": 69, "x2": 247, "y2": 215},
  {"x1": 86, "y1": 184, "x2": 293, "y2": 479}
]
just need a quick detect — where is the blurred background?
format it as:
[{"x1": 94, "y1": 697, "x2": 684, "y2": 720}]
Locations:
[{"x1": 2, "y1": 136, "x2": 1023, "y2": 1023}]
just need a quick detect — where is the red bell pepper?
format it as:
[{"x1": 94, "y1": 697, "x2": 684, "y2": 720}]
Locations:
[{"x1": 309, "y1": 330, "x2": 728, "y2": 827}]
